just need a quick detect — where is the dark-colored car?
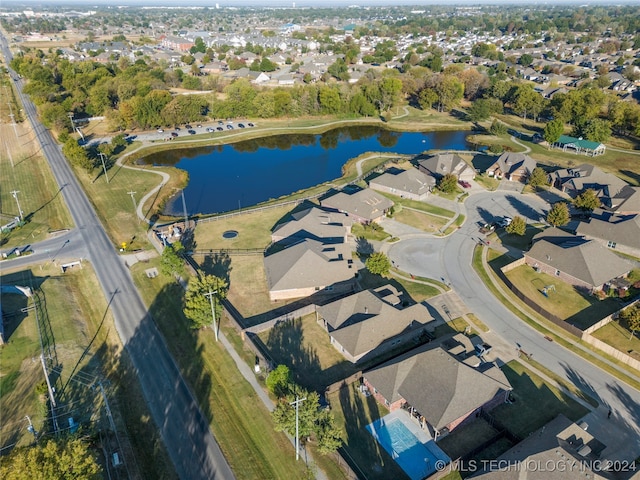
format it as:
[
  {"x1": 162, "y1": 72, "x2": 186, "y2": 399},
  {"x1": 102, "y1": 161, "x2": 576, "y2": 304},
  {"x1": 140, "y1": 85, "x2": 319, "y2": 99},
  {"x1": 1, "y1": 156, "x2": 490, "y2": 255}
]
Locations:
[
  {"x1": 217, "y1": 126, "x2": 223, "y2": 131},
  {"x1": 206, "y1": 127, "x2": 214, "y2": 133},
  {"x1": 175, "y1": 126, "x2": 181, "y2": 131},
  {"x1": 171, "y1": 132, "x2": 178, "y2": 137},
  {"x1": 185, "y1": 124, "x2": 192, "y2": 129},
  {"x1": 238, "y1": 123, "x2": 245, "y2": 128},
  {"x1": 247, "y1": 122, "x2": 254, "y2": 127},
  {"x1": 227, "y1": 124, "x2": 234, "y2": 130},
  {"x1": 218, "y1": 120, "x2": 224, "y2": 125},
  {"x1": 458, "y1": 180, "x2": 472, "y2": 189},
  {"x1": 188, "y1": 129, "x2": 196, "y2": 135}
]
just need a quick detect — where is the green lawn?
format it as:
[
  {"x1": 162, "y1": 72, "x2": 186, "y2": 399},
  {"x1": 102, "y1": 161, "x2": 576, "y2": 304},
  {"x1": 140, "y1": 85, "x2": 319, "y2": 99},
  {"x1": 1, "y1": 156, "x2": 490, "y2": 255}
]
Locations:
[
  {"x1": 393, "y1": 208, "x2": 449, "y2": 232},
  {"x1": 473, "y1": 174, "x2": 500, "y2": 191},
  {"x1": 437, "y1": 418, "x2": 501, "y2": 461},
  {"x1": 329, "y1": 383, "x2": 409, "y2": 480},
  {"x1": 130, "y1": 258, "x2": 311, "y2": 479},
  {"x1": 257, "y1": 314, "x2": 358, "y2": 392},
  {"x1": 492, "y1": 361, "x2": 589, "y2": 439},
  {"x1": 504, "y1": 264, "x2": 621, "y2": 329},
  {"x1": 351, "y1": 222, "x2": 390, "y2": 241},
  {"x1": 379, "y1": 192, "x2": 455, "y2": 217},
  {"x1": 358, "y1": 268, "x2": 441, "y2": 303},
  {"x1": 592, "y1": 321, "x2": 640, "y2": 363}
]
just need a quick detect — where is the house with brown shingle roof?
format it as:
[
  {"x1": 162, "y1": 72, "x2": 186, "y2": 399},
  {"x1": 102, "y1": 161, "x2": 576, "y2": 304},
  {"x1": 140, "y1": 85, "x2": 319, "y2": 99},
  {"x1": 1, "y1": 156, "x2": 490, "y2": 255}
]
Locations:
[
  {"x1": 485, "y1": 152, "x2": 537, "y2": 183},
  {"x1": 321, "y1": 188, "x2": 394, "y2": 224},
  {"x1": 363, "y1": 343, "x2": 512, "y2": 439},
  {"x1": 368, "y1": 168, "x2": 435, "y2": 201},
  {"x1": 416, "y1": 152, "x2": 475, "y2": 183},
  {"x1": 576, "y1": 211, "x2": 640, "y2": 258},
  {"x1": 264, "y1": 239, "x2": 355, "y2": 301},
  {"x1": 524, "y1": 227, "x2": 634, "y2": 291},
  {"x1": 316, "y1": 285, "x2": 435, "y2": 363},
  {"x1": 551, "y1": 164, "x2": 627, "y2": 203}
]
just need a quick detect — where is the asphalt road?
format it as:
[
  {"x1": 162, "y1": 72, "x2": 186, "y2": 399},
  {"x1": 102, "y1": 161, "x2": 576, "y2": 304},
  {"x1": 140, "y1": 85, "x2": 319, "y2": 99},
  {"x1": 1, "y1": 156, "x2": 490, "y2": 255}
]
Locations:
[
  {"x1": 1, "y1": 34, "x2": 234, "y2": 480},
  {"x1": 389, "y1": 190, "x2": 640, "y2": 463}
]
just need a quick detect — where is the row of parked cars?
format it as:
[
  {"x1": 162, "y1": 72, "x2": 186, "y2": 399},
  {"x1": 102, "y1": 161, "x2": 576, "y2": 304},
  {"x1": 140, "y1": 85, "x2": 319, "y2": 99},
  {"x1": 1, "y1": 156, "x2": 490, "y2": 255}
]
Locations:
[{"x1": 157, "y1": 121, "x2": 256, "y2": 136}]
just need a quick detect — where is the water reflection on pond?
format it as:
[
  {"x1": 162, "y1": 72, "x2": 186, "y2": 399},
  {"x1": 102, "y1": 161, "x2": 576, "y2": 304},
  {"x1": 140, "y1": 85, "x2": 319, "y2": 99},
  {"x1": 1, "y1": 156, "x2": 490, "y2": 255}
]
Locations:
[{"x1": 139, "y1": 125, "x2": 470, "y2": 215}]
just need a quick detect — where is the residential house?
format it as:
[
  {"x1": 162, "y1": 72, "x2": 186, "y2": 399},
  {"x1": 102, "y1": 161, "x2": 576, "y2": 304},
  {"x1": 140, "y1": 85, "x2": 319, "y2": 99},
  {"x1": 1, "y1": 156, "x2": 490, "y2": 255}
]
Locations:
[
  {"x1": 473, "y1": 414, "x2": 610, "y2": 480},
  {"x1": 316, "y1": 285, "x2": 435, "y2": 363},
  {"x1": 263, "y1": 239, "x2": 355, "y2": 301},
  {"x1": 160, "y1": 35, "x2": 194, "y2": 52},
  {"x1": 485, "y1": 152, "x2": 537, "y2": 183},
  {"x1": 368, "y1": 168, "x2": 435, "y2": 201},
  {"x1": 270, "y1": 204, "x2": 352, "y2": 245},
  {"x1": 321, "y1": 188, "x2": 394, "y2": 224},
  {"x1": 551, "y1": 163, "x2": 627, "y2": 203},
  {"x1": 417, "y1": 152, "x2": 476, "y2": 183},
  {"x1": 552, "y1": 135, "x2": 606, "y2": 156},
  {"x1": 363, "y1": 343, "x2": 512, "y2": 439},
  {"x1": 524, "y1": 227, "x2": 634, "y2": 291},
  {"x1": 576, "y1": 210, "x2": 640, "y2": 258},
  {"x1": 606, "y1": 185, "x2": 640, "y2": 214}
]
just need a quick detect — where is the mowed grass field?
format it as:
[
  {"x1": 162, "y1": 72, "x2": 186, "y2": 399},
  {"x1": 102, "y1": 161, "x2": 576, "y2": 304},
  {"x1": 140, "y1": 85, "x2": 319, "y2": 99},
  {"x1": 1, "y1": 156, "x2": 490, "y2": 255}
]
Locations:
[
  {"x1": 130, "y1": 258, "x2": 313, "y2": 479},
  {"x1": 0, "y1": 122, "x2": 72, "y2": 248}
]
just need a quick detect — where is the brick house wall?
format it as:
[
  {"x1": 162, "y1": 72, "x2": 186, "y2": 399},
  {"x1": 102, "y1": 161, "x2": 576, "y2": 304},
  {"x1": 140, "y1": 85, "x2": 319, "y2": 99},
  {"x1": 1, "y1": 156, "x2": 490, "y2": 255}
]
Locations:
[
  {"x1": 368, "y1": 182, "x2": 427, "y2": 201},
  {"x1": 269, "y1": 279, "x2": 354, "y2": 301},
  {"x1": 524, "y1": 255, "x2": 598, "y2": 290},
  {"x1": 362, "y1": 378, "x2": 405, "y2": 411}
]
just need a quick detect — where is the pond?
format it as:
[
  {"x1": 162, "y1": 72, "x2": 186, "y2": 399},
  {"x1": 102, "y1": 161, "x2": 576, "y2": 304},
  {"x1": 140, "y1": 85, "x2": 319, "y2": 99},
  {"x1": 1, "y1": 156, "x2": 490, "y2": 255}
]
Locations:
[{"x1": 139, "y1": 125, "x2": 470, "y2": 215}]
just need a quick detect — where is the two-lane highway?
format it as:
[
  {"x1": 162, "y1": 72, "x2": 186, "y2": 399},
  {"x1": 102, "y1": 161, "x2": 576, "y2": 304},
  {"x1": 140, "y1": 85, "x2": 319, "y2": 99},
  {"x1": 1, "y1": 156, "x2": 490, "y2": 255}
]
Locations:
[{"x1": 1, "y1": 33, "x2": 234, "y2": 480}]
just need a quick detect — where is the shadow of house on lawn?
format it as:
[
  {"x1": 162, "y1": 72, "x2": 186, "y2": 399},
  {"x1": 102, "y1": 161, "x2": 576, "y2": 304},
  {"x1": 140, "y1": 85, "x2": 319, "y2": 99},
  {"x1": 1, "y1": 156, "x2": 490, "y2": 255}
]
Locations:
[{"x1": 199, "y1": 251, "x2": 232, "y2": 285}]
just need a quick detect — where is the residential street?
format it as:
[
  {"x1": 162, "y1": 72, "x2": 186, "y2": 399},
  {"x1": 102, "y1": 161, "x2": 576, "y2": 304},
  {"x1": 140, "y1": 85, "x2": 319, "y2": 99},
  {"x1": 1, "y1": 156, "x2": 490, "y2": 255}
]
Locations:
[
  {"x1": 387, "y1": 189, "x2": 640, "y2": 465},
  {"x1": 0, "y1": 33, "x2": 234, "y2": 480}
]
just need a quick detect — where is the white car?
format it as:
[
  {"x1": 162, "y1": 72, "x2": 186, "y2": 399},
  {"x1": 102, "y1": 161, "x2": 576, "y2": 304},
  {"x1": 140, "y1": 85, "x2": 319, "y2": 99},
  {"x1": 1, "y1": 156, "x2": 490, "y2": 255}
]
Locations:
[
  {"x1": 497, "y1": 217, "x2": 512, "y2": 227},
  {"x1": 157, "y1": 128, "x2": 164, "y2": 133}
]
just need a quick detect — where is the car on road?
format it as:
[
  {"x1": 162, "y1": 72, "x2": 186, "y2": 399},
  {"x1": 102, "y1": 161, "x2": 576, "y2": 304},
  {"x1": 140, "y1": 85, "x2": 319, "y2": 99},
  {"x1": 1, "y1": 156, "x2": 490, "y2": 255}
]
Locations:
[
  {"x1": 458, "y1": 180, "x2": 472, "y2": 189},
  {"x1": 157, "y1": 128, "x2": 164, "y2": 133},
  {"x1": 206, "y1": 127, "x2": 214, "y2": 133},
  {"x1": 188, "y1": 130, "x2": 196, "y2": 135},
  {"x1": 227, "y1": 125, "x2": 234, "y2": 130},
  {"x1": 479, "y1": 223, "x2": 496, "y2": 234},
  {"x1": 185, "y1": 124, "x2": 192, "y2": 129},
  {"x1": 175, "y1": 126, "x2": 181, "y2": 131},
  {"x1": 217, "y1": 126, "x2": 223, "y2": 131},
  {"x1": 218, "y1": 120, "x2": 224, "y2": 125},
  {"x1": 247, "y1": 122, "x2": 254, "y2": 127},
  {"x1": 171, "y1": 132, "x2": 178, "y2": 137},
  {"x1": 238, "y1": 123, "x2": 245, "y2": 128},
  {"x1": 497, "y1": 216, "x2": 512, "y2": 228},
  {"x1": 196, "y1": 124, "x2": 202, "y2": 128}
]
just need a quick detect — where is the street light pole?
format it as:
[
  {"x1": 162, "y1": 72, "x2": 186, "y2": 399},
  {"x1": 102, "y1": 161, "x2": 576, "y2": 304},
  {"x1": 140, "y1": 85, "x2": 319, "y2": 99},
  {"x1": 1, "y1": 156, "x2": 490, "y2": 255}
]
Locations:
[
  {"x1": 98, "y1": 152, "x2": 109, "y2": 183},
  {"x1": 290, "y1": 395, "x2": 306, "y2": 461},
  {"x1": 204, "y1": 289, "x2": 218, "y2": 342},
  {"x1": 127, "y1": 191, "x2": 137, "y2": 218},
  {"x1": 10, "y1": 190, "x2": 23, "y2": 221}
]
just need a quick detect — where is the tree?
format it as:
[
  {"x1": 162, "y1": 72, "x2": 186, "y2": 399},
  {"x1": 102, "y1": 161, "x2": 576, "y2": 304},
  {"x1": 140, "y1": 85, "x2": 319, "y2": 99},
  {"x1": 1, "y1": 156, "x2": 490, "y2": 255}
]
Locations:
[
  {"x1": 160, "y1": 241, "x2": 185, "y2": 278},
  {"x1": 528, "y1": 167, "x2": 549, "y2": 189},
  {"x1": 433, "y1": 75, "x2": 464, "y2": 112},
  {"x1": 543, "y1": 119, "x2": 564, "y2": 145},
  {"x1": 467, "y1": 99, "x2": 491, "y2": 122},
  {"x1": 272, "y1": 389, "x2": 320, "y2": 439},
  {"x1": 619, "y1": 305, "x2": 640, "y2": 340},
  {"x1": 489, "y1": 119, "x2": 507, "y2": 135},
  {"x1": 365, "y1": 252, "x2": 391, "y2": 277},
  {"x1": 183, "y1": 274, "x2": 229, "y2": 330},
  {"x1": 547, "y1": 202, "x2": 570, "y2": 227},
  {"x1": 582, "y1": 118, "x2": 612, "y2": 142},
  {"x1": 573, "y1": 189, "x2": 600, "y2": 211},
  {"x1": 505, "y1": 216, "x2": 526, "y2": 236},
  {"x1": 266, "y1": 365, "x2": 291, "y2": 398},
  {"x1": 437, "y1": 173, "x2": 459, "y2": 193},
  {"x1": 418, "y1": 88, "x2": 438, "y2": 111},
  {"x1": 315, "y1": 409, "x2": 342, "y2": 455},
  {"x1": 0, "y1": 436, "x2": 102, "y2": 480}
]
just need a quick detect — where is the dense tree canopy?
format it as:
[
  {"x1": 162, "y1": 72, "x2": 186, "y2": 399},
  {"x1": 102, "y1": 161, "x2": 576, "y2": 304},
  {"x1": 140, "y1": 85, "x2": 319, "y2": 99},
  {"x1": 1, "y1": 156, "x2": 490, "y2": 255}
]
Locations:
[
  {"x1": 183, "y1": 274, "x2": 229, "y2": 330},
  {"x1": 547, "y1": 202, "x2": 570, "y2": 227}
]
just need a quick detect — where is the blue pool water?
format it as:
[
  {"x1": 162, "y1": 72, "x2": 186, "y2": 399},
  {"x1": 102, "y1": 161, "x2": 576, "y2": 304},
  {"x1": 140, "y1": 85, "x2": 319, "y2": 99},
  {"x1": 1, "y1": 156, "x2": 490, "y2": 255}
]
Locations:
[{"x1": 367, "y1": 414, "x2": 450, "y2": 480}]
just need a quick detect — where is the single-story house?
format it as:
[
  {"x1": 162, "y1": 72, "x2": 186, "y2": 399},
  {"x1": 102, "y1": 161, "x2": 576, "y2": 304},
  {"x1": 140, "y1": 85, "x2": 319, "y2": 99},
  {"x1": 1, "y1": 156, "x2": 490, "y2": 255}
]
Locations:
[
  {"x1": 416, "y1": 153, "x2": 475, "y2": 183},
  {"x1": 524, "y1": 227, "x2": 634, "y2": 291},
  {"x1": 321, "y1": 188, "x2": 394, "y2": 224},
  {"x1": 576, "y1": 210, "x2": 640, "y2": 258},
  {"x1": 473, "y1": 414, "x2": 609, "y2": 480},
  {"x1": 263, "y1": 238, "x2": 355, "y2": 301},
  {"x1": 485, "y1": 152, "x2": 537, "y2": 183},
  {"x1": 551, "y1": 164, "x2": 627, "y2": 203},
  {"x1": 271, "y1": 204, "x2": 352, "y2": 245},
  {"x1": 364, "y1": 343, "x2": 512, "y2": 439},
  {"x1": 552, "y1": 135, "x2": 606, "y2": 156},
  {"x1": 316, "y1": 285, "x2": 435, "y2": 363},
  {"x1": 368, "y1": 168, "x2": 435, "y2": 201}
]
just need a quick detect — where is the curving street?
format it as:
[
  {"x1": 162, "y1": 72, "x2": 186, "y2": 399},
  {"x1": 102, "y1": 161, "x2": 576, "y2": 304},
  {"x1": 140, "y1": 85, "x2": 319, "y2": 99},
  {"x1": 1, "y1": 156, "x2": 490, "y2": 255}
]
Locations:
[
  {"x1": 1, "y1": 32, "x2": 234, "y2": 480},
  {"x1": 387, "y1": 189, "x2": 640, "y2": 464}
]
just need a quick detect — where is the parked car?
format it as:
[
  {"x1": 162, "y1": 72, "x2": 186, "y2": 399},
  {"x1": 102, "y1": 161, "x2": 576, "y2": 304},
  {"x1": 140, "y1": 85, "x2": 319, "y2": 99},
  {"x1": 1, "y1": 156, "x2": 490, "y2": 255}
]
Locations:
[
  {"x1": 218, "y1": 120, "x2": 224, "y2": 125},
  {"x1": 185, "y1": 124, "x2": 192, "y2": 129},
  {"x1": 175, "y1": 126, "x2": 181, "y2": 131},
  {"x1": 206, "y1": 127, "x2": 214, "y2": 132},
  {"x1": 188, "y1": 130, "x2": 196, "y2": 135},
  {"x1": 171, "y1": 132, "x2": 178, "y2": 137},
  {"x1": 217, "y1": 126, "x2": 223, "y2": 131},
  {"x1": 458, "y1": 180, "x2": 471, "y2": 189},
  {"x1": 227, "y1": 125, "x2": 234, "y2": 130},
  {"x1": 497, "y1": 217, "x2": 512, "y2": 228},
  {"x1": 238, "y1": 123, "x2": 245, "y2": 128},
  {"x1": 474, "y1": 343, "x2": 492, "y2": 357},
  {"x1": 479, "y1": 223, "x2": 496, "y2": 234},
  {"x1": 157, "y1": 128, "x2": 164, "y2": 133},
  {"x1": 196, "y1": 124, "x2": 202, "y2": 128},
  {"x1": 247, "y1": 122, "x2": 254, "y2": 127}
]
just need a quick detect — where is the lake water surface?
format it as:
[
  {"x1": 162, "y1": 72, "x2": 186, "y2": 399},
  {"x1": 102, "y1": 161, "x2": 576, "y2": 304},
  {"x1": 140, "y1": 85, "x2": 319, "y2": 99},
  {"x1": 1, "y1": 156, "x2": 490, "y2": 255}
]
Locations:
[{"x1": 139, "y1": 126, "x2": 470, "y2": 215}]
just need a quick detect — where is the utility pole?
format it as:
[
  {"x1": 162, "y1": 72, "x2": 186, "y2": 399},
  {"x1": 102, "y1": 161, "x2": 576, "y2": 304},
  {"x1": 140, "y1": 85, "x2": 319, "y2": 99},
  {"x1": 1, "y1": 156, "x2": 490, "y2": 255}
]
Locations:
[
  {"x1": 40, "y1": 354, "x2": 59, "y2": 435},
  {"x1": 127, "y1": 191, "x2": 137, "y2": 218},
  {"x1": 204, "y1": 289, "x2": 218, "y2": 342},
  {"x1": 10, "y1": 190, "x2": 23, "y2": 221},
  {"x1": 25, "y1": 415, "x2": 37, "y2": 438},
  {"x1": 290, "y1": 395, "x2": 306, "y2": 461},
  {"x1": 98, "y1": 152, "x2": 109, "y2": 183}
]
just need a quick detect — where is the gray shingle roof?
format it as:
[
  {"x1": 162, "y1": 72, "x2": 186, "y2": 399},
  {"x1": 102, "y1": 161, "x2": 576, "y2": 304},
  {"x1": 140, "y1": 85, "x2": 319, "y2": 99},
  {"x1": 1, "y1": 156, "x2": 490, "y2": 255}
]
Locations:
[
  {"x1": 608, "y1": 185, "x2": 640, "y2": 213},
  {"x1": 576, "y1": 213, "x2": 640, "y2": 250},
  {"x1": 489, "y1": 152, "x2": 537, "y2": 177},
  {"x1": 417, "y1": 153, "x2": 471, "y2": 178},
  {"x1": 264, "y1": 239, "x2": 353, "y2": 292},
  {"x1": 368, "y1": 168, "x2": 435, "y2": 196},
  {"x1": 321, "y1": 189, "x2": 394, "y2": 221},
  {"x1": 553, "y1": 163, "x2": 627, "y2": 199},
  {"x1": 365, "y1": 345, "x2": 511, "y2": 430},
  {"x1": 271, "y1": 205, "x2": 351, "y2": 242},
  {"x1": 527, "y1": 231, "x2": 634, "y2": 287}
]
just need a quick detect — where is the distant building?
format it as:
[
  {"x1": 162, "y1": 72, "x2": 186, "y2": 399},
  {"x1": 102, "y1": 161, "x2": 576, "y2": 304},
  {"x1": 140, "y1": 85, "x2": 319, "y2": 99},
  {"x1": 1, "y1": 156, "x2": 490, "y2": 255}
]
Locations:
[{"x1": 552, "y1": 135, "x2": 606, "y2": 156}]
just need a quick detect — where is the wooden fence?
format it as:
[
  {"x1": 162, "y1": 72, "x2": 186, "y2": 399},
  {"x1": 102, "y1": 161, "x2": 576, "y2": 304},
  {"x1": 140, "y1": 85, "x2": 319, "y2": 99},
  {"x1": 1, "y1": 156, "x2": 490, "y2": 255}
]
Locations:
[
  {"x1": 243, "y1": 304, "x2": 318, "y2": 334},
  {"x1": 581, "y1": 334, "x2": 640, "y2": 371}
]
